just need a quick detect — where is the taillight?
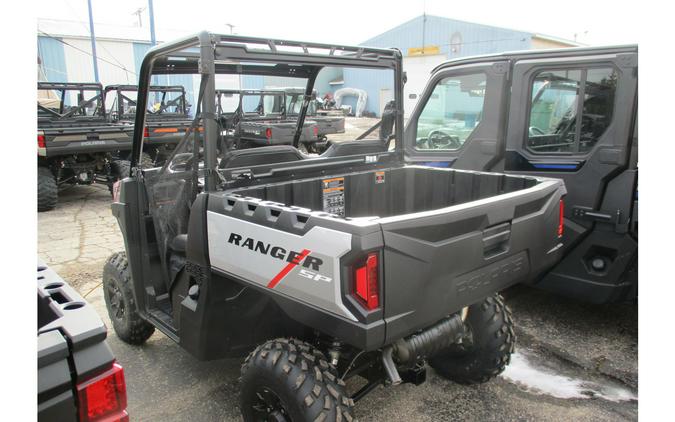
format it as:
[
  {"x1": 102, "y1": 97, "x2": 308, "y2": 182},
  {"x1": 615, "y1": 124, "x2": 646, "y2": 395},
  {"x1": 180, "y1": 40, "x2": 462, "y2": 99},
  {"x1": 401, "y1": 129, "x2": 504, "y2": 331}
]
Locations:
[
  {"x1": 143, "y1": 126, "x2": 150, "y2": 138},
  {"x1": 313, "y1": 126, "x2": 318, "y2": 137},
  {"x1": 353, "y1": 252, "x2": 379, "y2": 310},
  {"x1": 77, "y1": 362, "x2": 128, "y2": 422},
  {"x1": 37, "y1": 133, "x2": 46, "y2": 148},
  {"x1": 558, "y1": 199, "x2": 564, "y2": 238},
  {"x1": 265, "y1": 127, "x2": 272, "y2": 140}
]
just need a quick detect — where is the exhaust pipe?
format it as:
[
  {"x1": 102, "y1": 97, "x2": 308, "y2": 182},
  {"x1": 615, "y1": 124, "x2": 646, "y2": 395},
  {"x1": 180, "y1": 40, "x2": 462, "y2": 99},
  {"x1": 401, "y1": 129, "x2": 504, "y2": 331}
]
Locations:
[{"x1": 393, "y1": 314, "x2": 465, "y2": 364}]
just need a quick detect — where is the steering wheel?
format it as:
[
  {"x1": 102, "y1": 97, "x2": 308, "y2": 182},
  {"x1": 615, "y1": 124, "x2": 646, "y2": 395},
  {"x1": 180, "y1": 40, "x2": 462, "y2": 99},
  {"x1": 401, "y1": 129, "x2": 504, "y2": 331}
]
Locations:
[
  {"x1": 427, "y1": 130, "x2": 461, "y2": 149},
  {"x1": 529, "y1": 126, "x2": 546, "y2": 136},
  {"x1": 168, "y1": 153, "x2": 195, "y2": 173}
]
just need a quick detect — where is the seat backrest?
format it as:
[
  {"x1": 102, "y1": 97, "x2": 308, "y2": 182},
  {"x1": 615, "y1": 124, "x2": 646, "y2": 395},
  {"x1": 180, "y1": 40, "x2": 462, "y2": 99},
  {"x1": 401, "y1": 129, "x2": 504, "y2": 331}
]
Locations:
[
  {"x1": 321, "y1": 139, "x2": 388, "y2": 158},
  {"x1": 218, "y1": 145, "x2": 305, "y2": 169}
]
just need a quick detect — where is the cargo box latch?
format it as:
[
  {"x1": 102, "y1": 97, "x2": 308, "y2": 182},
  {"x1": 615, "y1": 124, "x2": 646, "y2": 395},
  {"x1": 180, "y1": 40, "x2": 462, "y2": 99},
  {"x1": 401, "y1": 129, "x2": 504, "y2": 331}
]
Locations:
[{"x1": 482, "y1": 222, "x2": 511, "y2": 259}]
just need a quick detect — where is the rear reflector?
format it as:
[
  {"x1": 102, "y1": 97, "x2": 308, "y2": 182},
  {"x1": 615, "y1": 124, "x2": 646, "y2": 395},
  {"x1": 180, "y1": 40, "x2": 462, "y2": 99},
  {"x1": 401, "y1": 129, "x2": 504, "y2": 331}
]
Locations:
[
  {"x1": 558, "y1": 199, "x2": 564, "y2": 238},
  {"x1": 313, "y1": 126, "x2": 318, "y2": 136},
  {"x1": 354, "y1": 253, "x2": 379, "y2": 310},
  {"x1": 37, "y1": 133, "x2": 46, "y2": 148},
  {"x1": 154, "y1": 127, "x2": 178, "y2": 133},
  {"x1": 265, "y1": 128, "x2": 272, "y2": 139},
  {"x1": 77, "y1": 362, "x2": 128, "y2": 422}
]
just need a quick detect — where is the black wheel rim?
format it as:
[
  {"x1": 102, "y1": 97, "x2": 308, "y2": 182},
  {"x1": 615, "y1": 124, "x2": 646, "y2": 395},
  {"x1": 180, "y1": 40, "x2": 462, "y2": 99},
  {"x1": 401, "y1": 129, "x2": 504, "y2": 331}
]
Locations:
[
  {"x1": 106, "y1": 282, "x2": 125, "y2": 321},
  {"x1": 251, "y1": 387, "x2": 290, "y2": 422}
]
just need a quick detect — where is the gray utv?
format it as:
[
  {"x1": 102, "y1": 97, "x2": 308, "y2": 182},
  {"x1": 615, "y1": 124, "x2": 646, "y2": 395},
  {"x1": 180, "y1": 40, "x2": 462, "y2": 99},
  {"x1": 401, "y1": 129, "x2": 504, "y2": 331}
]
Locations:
[{"x1": 104, "y1": 32, "x2": 566, "y2": 422}]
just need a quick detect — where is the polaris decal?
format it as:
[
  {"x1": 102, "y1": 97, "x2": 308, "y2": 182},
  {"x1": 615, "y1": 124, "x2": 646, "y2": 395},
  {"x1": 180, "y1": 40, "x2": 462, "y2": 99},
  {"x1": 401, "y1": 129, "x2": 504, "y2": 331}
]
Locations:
[{"x1": 207, "y1": 212, "x2": 356, "y2": 321}]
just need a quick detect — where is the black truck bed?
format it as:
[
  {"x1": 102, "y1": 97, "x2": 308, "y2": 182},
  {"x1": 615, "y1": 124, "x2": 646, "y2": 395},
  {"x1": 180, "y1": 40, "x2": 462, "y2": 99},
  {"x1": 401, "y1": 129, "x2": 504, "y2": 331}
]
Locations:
[{"x1": 207, "y1": 165, "x2": 565, "y2": 350}]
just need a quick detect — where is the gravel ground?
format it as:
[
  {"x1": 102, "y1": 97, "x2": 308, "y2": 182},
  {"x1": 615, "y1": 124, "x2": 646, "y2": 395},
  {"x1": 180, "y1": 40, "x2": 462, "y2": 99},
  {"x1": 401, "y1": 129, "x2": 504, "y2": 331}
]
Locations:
[{"x1": 38, "y1": 183, "x2": 638, "y2": 421}]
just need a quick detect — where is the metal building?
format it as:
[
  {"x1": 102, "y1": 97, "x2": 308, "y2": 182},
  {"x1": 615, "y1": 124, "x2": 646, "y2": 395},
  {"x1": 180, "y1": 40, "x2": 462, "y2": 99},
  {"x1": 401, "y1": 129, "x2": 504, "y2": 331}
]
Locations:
[
  {"x1": 37, "y1": 19, "x2": 199, "y2": 109},
  {"x1": 345, "y1": 15, "x2": 579, "y2": 117},
  {"x1": 37, "y1": 15, "x2": 577, "y2": 118}
]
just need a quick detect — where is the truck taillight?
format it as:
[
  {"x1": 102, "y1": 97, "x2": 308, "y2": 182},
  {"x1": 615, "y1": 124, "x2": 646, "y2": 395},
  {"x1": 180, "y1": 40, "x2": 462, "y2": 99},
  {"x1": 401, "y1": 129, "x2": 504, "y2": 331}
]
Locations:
[
  {"x1": 77, "y1": 362, "x2": 128, "y2": 422},
  {"x1": 37, "y1": 133, "x2": 46, "y2": 148},
  {"x1": 143, "y1": 126, "x2": 150, "y2": 138},
  {"x1": 265, "y1": 128, "x2": 272, "y2": 140},
  {"x1": 558, "y1": 199, "x2": 564, "y2": 238},
  {"x1": 353, "y1": 253, "x2": 379, "y2": 310}
]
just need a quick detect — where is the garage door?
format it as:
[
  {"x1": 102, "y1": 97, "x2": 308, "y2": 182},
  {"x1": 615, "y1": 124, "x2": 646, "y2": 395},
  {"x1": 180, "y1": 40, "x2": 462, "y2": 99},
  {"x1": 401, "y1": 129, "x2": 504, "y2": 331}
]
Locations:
[{"x1": 403, "y1": 54, "x2": 447, "y2": 118}]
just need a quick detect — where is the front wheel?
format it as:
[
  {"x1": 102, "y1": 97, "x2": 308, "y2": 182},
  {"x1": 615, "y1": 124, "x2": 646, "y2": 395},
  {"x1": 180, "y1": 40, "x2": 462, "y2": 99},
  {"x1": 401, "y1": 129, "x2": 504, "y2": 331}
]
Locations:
[
  {"x1": 240, "y1": 338, "x2": 355, "y2": 422},
  {"x1": 429, "y1": 293, "x2": 515, "y2": 384},
  {"x1": 102, "y1": 252, "x2": 155, "y2": 345}
]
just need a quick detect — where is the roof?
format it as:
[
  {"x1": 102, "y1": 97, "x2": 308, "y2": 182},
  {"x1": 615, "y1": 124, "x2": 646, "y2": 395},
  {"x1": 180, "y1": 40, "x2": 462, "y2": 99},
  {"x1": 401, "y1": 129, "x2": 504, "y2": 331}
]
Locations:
[
  {"x1": 432, "y1": 44, "x2": 638, "y2": 74},
  {"x1": 362, "y1": 14, "x2": 579, "y2": 48},
  {"x1": 531, "y1": 33, "x2": 582, "y2": 47},
  {"x1": 38, "y1": 18, "x2": 155, "y2": 43}
]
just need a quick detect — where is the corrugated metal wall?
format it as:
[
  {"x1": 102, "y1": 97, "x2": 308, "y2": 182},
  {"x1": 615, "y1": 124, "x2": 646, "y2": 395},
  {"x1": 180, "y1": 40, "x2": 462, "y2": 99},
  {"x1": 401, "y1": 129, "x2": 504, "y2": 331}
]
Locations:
[
  {"x1": 363, "y1": 15, "x2": 531, "y2": 59},
  {"x1": 38, "y1": 36, "x2": 68, "y2": 82},
  {"x1": 348, "y1": 15, "x2": 533, "y2": 116},
  {"x1": 133, "y1": 42, "x2": 197, "y2": 114}
]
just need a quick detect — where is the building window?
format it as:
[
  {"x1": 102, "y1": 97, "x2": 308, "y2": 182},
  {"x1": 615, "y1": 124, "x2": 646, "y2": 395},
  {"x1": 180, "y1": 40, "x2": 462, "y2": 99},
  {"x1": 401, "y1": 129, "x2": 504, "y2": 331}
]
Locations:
[
  {"x1": 415, "y1": 72, "x2": 486, "y2": 151},
  {"x1": 526, "y1": 67, "x2": 617, "y2": 154}
]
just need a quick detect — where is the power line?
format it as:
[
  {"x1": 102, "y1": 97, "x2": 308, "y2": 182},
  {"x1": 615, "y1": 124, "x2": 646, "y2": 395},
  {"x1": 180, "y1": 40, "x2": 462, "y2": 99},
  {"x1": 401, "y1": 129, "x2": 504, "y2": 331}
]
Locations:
[
  {"x1": 60, "y1": 0, "x2": 132, "y2": 82},
  {"x1": 38, "y1": 29, "x2": 137, "y2": 77}
]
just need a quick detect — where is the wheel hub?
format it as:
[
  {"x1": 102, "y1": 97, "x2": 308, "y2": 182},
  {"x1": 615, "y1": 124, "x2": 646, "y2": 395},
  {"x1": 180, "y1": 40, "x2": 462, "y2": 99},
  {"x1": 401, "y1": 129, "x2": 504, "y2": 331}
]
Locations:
[
  {"x1": 107, "y1": 283, "x2": 125, "y2": 320},
  {"x1": 252, "y1": 387, "x2": 289, "y2": 422}
]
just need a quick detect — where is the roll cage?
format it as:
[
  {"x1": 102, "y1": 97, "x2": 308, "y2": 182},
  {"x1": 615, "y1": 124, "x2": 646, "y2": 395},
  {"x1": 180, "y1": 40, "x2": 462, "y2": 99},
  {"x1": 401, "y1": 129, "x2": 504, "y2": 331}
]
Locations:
[
  {"x1": 37, "y1": 82, "x2": 105, "y2": 119},
  {"x1": 215, "y1": 89, "x2": 287, "y2": 116},
  {"x1": 104, "y1": 84, "x2": 188, "y2": 120},
  {"x1": 131, "y1": 31, "x2": 404, "y2": 192}
]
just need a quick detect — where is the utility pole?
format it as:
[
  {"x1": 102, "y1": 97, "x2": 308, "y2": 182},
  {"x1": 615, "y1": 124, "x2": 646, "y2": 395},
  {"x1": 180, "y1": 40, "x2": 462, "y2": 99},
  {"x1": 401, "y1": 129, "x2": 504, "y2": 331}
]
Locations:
[
  {"x1": 148, "y1": 0, "x2": 157, "y2": 46},
  {"x1": 132, "y1": 7, "x2": 145, "y2": 27},
  {"x1": 86, "y1": 0, "x2": 100, "y2": 82}
]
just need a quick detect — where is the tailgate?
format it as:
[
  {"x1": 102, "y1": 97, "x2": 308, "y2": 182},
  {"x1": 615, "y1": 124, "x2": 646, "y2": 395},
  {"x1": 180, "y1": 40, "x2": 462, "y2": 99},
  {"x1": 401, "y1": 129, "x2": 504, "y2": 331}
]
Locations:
[
  {"x1": 379, "y1": 177, "x2": 565, "y2": 342},
  {"x1": 145, "y1": 120, "x2": 192, "y2": 145},
  {"x1": 43, "y1": 125, "x2": 134, "y2": 155}
]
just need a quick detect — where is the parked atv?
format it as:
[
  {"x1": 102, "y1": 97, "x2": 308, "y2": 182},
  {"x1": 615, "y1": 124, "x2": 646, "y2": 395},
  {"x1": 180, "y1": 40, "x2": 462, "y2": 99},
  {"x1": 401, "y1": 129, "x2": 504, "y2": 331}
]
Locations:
[
  {"x1": 105, "y1": 32, "x2": 566, "y2": 421},
  {"x1": 37, "y1": 82, "x2": 133, "y2": 211}
]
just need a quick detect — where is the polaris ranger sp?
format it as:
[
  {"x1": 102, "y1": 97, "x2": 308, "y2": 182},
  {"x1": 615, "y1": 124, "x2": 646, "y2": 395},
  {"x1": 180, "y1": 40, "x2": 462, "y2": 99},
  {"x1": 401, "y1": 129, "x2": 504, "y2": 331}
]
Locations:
[{"x1": 105, "y1": 32, "x2": 566, "y2": 422}]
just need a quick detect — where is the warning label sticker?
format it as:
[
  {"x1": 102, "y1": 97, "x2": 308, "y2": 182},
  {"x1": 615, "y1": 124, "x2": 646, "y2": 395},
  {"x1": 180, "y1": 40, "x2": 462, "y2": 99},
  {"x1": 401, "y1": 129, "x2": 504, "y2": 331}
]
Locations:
[
  {"x1": 322, "y1": 177, "x2": 345, "y2": 216},
  {"x1": 375, "y1": 171, "x2": 386, "y2": 184}
]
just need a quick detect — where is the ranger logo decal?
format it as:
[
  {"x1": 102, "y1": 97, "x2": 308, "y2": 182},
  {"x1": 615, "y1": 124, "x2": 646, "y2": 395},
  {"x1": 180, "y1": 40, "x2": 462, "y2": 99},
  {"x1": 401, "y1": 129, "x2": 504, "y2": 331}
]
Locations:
[{"x1": 227, "y1": 233, "x2": 327, "y2": 288}]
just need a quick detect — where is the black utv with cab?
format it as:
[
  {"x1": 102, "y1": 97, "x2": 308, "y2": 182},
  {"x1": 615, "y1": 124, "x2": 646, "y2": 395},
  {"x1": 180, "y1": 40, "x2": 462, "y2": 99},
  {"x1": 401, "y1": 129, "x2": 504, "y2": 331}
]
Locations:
[
  {"x1": 406, "y1": 45, "x2": 637, "y2": 303},
  {"x1": 104, "y1": 32, "x2": 566, "y2": 422}
]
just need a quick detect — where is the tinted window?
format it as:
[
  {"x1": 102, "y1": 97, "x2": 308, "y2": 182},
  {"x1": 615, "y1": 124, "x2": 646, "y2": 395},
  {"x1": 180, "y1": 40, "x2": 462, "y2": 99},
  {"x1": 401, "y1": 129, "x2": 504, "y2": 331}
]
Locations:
[
  {"x1": 527, "y1": 67, "x2": 617, "y2": 154},
  {"x1": 415, "y1": 73, "x2": 486, "y2": 150}
]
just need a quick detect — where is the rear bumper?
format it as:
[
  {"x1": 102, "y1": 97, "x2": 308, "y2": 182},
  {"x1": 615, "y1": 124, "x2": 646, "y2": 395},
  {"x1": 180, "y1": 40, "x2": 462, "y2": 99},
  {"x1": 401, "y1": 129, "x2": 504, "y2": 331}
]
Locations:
[{"x1": 44, "y1": 138, "x2": 132, "y2": 156}]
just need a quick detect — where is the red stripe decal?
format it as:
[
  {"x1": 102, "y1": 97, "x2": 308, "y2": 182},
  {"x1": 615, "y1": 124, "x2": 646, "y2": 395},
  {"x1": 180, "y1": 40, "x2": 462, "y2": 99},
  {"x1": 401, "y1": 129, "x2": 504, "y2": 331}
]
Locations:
[{"x1": 267, "y1": 249, "x2": 311, "y2": 289}]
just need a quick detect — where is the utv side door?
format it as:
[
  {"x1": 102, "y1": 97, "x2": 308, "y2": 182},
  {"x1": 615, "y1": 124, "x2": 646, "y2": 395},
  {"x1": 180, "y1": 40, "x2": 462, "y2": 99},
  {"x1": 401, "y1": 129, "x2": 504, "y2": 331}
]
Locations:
[
  {"x1": 502, "y1": 48, "x2": 638, "y2": 302},
  {"x1": 403, "y1": 61, "x2": 509, "y2": 171}
]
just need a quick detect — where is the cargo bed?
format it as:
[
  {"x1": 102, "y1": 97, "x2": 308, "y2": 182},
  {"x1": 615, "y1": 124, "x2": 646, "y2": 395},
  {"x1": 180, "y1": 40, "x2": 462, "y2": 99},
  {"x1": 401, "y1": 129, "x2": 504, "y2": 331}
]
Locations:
[{"x1": 205, "y1": 165, "x2": 565, "y2": 348}]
